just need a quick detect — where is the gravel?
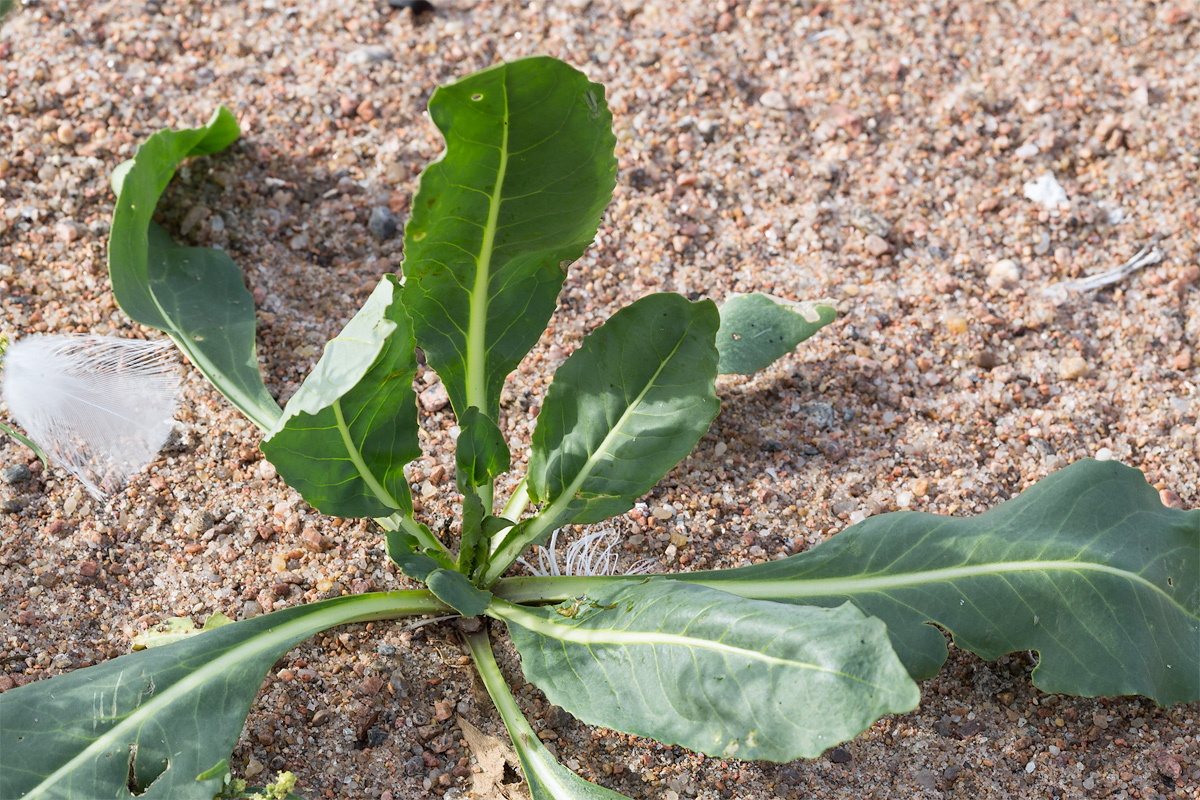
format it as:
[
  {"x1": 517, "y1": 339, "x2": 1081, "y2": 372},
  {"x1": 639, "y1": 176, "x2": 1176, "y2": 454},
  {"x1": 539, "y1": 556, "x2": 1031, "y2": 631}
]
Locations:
[{"x1": 1, "y1": 0, "x2": 1198, "y2": 799}]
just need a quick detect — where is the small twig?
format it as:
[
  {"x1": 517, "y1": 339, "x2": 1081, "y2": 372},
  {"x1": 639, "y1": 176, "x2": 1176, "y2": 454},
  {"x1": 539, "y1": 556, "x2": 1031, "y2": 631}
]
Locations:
[
  {"x1": 1042, "y1": 238, "x2": 1165, "y2": 304},
  {"x1": 403, "y1": 614, "x2": 459, "y2": 632}
]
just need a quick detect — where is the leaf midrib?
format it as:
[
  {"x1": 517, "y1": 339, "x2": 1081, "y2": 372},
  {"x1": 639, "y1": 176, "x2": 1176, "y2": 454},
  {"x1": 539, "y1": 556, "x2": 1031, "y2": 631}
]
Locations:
[
  {"x1": 23, "y1": 594, "x2": 432, "y2": 797},
  {"x1": 491, "y1": 600, "x2": 893, "y2": 689},
  {"x1": 466, "y1": 82, "x2": 511, "y2": 412},
  {"x1": 693, "y1": 559, "x2": 1192, "y2": 618},
  {"x1": 332, "y1": 398, "x2": 402, "y2": 511},
  {"x1": 485, "y1": 316, "x2": 698, "y2": 583}
]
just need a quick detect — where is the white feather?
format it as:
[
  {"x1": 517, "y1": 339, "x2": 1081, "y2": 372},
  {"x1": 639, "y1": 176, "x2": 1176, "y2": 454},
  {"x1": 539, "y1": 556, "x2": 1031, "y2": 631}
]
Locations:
[{"x1": 1, "y1": 335, "x2": 180, "y2": 499}]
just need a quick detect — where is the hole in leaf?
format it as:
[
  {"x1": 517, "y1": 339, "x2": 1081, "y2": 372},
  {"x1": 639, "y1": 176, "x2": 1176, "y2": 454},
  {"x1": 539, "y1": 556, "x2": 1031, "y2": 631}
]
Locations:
[
  {"x1": 126, "y1": 743, "x2": 170, "y2": 796},
  {"x1": 471, "y1": 93, "x2": 483, "y2": 101}
]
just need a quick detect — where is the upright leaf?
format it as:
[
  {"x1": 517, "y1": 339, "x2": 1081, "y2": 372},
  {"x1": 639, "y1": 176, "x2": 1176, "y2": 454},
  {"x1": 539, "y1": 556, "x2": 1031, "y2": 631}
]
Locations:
[
  {"x1": 491, "y1": 582, "x2": 918, "y2": 761},
  {"x1": 0, "y1": 591, "x2": 446, "y2": 799},
  {"x1": 456, "y1": 407, "x2": 511, "y2": 572},
  {"x1": 716, "y1": 293, "x2": 837, "y2": 375},
  {"x1": 456, "y1": 407, "x2": 510, "y2": 488},
  {"x1": 261, "y1": 276, "x2": 420, "y2": 518},
  {"x1": 676, "y1": 459, "x2": 1200, "y2": 705},
  {"x1": 464, "y1": 629, "x2": 634, "y2": 800},
  {"x1": 487, "y1": 293, "x2": 720, "y2": 583},
  {"x1": 108, "y1": 108, "x2": 281, "y2": 430},
  {"x1": 401, "y1": 56, "x2": 618, "y2": 420}
]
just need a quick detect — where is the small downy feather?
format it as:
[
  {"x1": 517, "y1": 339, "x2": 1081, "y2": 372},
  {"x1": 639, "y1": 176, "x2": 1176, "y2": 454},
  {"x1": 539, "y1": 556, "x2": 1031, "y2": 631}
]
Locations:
[{"x1": 1, "y1": 335, "x2": 180, "y2": 498}]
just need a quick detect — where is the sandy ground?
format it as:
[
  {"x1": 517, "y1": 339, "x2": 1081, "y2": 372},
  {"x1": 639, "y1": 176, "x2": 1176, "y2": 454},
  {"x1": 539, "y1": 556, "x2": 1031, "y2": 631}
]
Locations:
[{"x1": 1, "y1": 0, "x2": 1198, "y2": 798}]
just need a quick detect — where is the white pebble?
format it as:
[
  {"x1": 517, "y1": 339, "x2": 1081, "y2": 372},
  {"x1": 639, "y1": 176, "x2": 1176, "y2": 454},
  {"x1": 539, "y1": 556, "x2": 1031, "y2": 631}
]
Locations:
[
  {"x1": 1095, "y1": 447, "x2": 1114, "y2": 461},
  {"x1": 1025, "y1": 760, "x2": 1036, "y2": 774},
  {"x1": 1023, "y1": 173, "x2": 1068, "y2": 208},
  {"x1": 987, "y1": 258, "x2": 1021, "y2": 290}
]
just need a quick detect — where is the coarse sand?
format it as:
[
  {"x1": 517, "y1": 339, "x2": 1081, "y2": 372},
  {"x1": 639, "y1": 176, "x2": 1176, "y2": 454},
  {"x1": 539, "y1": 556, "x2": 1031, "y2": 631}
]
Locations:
[{"x1": 1, "y1": 1, "x2": 1198, "y2": 798}]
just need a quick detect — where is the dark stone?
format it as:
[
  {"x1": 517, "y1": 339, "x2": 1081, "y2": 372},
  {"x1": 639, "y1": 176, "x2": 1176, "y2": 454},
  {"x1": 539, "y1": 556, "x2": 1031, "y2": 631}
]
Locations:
[
  {"x1": 388, "y1": 0, "x2": 434, "y2": 14},
  {"x1": 829, "y1": 747, "x2": 852, "y2": 764},
  {"x1": 368, "y1": 206, "x2": 399, "y2": 241},
  {"x1": 1, "y1": 464, "x2": 32, "y2": 484}
]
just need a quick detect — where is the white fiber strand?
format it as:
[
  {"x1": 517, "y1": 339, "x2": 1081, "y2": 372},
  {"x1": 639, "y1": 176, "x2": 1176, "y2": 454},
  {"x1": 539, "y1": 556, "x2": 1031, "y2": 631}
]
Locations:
[
  {"x1": 518, "y1": 528, "x2": 654, "y2": 577},
  {"x1": 1, "y1": 335, "x2": 180, "y2": 498}
]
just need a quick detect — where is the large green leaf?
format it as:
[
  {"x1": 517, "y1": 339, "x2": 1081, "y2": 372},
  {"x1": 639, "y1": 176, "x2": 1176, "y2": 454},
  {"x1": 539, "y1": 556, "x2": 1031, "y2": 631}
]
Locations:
[
  {"x1": 491, "y1": 582, "x2": 918, "y2": 761},
  {"x1": 108, "y1": 107, "x2": 280, "y2": 431},
  {"x1": 486, "y1": 293, "x2": 720, "y2": 584},
  {"x1": 716, "y1": 293, "x2": 837, "y2": 375},
  {"x1": 677, "y1": 459, "x2": 1200, "y2": 705},
  {"x1": 401, "y1": 56, "x2": 618, "y2": 421},
  {"x1": 464, "y1": 629, "x2": 633, "y2": 800},
  {"x1": 0, "y1": 591, "x2": 446, "y2": 799},
  {"x1": 260, "y1": 276, "x2": 420, "y2": 518}
]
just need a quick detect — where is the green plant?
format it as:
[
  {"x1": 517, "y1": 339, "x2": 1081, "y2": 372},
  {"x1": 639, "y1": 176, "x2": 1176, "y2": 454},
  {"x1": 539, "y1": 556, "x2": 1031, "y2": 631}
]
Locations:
[{"x1": 0, "y1": 56, "x2": 1196, "y2": 800}]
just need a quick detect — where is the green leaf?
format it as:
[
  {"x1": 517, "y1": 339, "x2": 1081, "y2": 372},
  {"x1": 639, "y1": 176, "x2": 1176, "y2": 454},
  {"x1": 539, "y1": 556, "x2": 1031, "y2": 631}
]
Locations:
[
  {"x1": 677, "y1": 459, "x2": 1200, "y2": 705},
  {"x1": 385, "y1": 528, "x2": 452, "y2": 581},
  {"x1": 716, "y1": 293, "x2": 837, "y2": 375},
  {"x1": 487, "y1": 293, "x2": 720, "y2": 584},
  {"x1": 491, "y1": 582, "x2": 919, "y2": 761},
  {"x1": 0, "y1": 591, "x2": 446, "y2": 799},
  {"x1": 260, "y1": 276, "x2": 420, "y2": 518},
  {"x1": 108, "y1": 107, "x2": 281, "y2": 431},
  {"x1": 426, "y1": 569, "x2": 493, "y2": 616},
  {"x1": 456, "y1": 407, "x2": 510, "y2": 488},
  {"x1": 0, "y1": 419, "x2": 49, "y2": 468},
  {"x1": 465, "y1": 629, "x2": 633, "y2": 800},
  {"x1": 401, "y1": 56, "x2": 618, "y2": 421}
]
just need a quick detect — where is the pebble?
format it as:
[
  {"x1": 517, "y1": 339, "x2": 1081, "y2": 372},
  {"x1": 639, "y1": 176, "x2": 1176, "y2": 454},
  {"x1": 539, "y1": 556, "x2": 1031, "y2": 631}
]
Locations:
[
  {"x1": 1, "y1": 464, "x2": 32, "y2": 484},
  {"x1": 934, "y1": 273, "x2": 958, "y2": 294},
  {"x1": 864, "y1": 234, "x2": 892, "y2": 256},
  {"x1": 419, "y1": 382, "x2": 450, "y2": 412},
  {"x1": 346, "y1": 46, "x2": 393, "y2": 66},
  {"x1": 54, "y1": 219, "x2": 84, "y2": 243},
  {"x1": 849, "y1": 207, "x2": 891, "y2": 238},
  {"x1": 55, "y1": 123, "x2": 76, "y2": 145},
  {"x1": 1057, "y1": 356, "x2": 1090, "y2": 380},
  {"x1": 1158, "y1": 489, "x2": 1185, "y2": 509},
  {"x1": 180, "y1": 205, "x2": 211, "y2": 236},
  {"x1": 759, "y1": 90, "x2": 789, "y2": 111},
  {"x1": 1023, "y1": 173, "x2": 1068, "y2": 209},
  {"x1": 1095, "y1": 447, "x2": 1115, "y2": 461},
  {"x1": 652, "y1": 504, "x2": 675, "y2": 520},
  {"x1": 368, "y1": 206, "x2": 399, "y2": 241},
  {"x1": 987, "y1": 259, "x2": 1021, "y2": 290}
]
